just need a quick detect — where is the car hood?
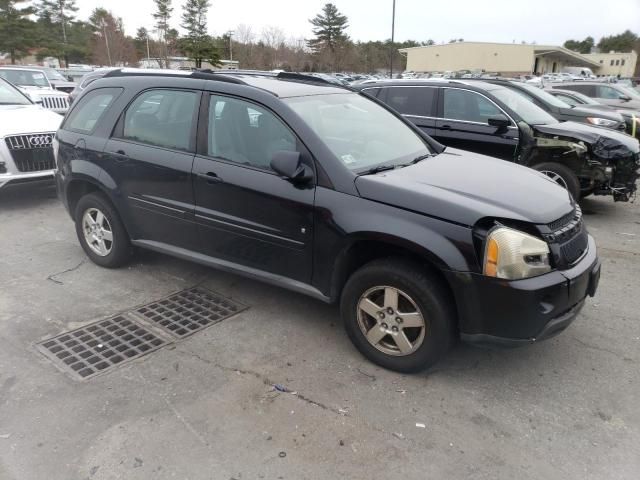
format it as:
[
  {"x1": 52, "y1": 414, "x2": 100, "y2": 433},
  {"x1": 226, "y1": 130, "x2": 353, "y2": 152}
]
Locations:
[
  {"x1": 562, "y1": 105, "x2": 623, "y2": 121},
  {"x1": 0, "y1": 105, "x2": 62, "y2": 136},
  {"x1": 50, "y1": 80, "x2": 77, "y2": 88},
  {"x1": 355, "y1": 148, "x2": 573, "y2": 227},
  {"x1": 532, "y1": 121, "x2": 640, "y2": 155}
]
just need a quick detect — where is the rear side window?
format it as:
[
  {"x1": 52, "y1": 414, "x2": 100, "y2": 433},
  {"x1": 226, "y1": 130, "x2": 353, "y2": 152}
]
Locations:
[
  {"x1": 443, "y1": 88, "x2": 502, "y2": 123},
  {"x1": 121, "y1": 89, "x2": 198, "y2": 151},
  {"x1": 384, "y1": 87, "x2": 435, "y2": 117},
  {"x1": 64, "y1": 88, "x2": 122, "y2": 133}
]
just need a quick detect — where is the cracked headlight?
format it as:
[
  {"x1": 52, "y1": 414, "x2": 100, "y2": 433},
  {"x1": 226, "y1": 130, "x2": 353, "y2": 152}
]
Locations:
[
  {"x1": 483, "y1": 227, "x2": 551, "y2": 279},
  {"x1": 586, "y1": 117, "x2": 618, "y2": 128}
]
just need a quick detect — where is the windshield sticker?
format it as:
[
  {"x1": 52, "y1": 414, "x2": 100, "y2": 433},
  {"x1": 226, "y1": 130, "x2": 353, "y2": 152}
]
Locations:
[
  {"x1": 341, "y1": 154, "x2": 357, "y2": 164},
  {"x1": 32, "y1": 73, "x2": 45, "y2": 80}
]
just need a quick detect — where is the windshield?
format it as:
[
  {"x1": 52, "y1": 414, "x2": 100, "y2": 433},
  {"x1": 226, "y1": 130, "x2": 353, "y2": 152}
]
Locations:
[
  {"x1": 0, "y1": 78, "x2": 32, "y2": 105},
  {"x1": 618, "y1": 86, "x2": 640, "y2": 100},
  {"x1": 516, "y1": 83, "x2": 570, "y2": 108},
  {"x1": 0, "y1": 69, "x2": 50, "y2": 88},
  {"x1": 491, "y1": 87, "x2": 557, "y2": 125},
  {"x1": 560, "y1": 90, "x2": 599, "y2": 105},
  {"x1": 284, "y1": 93, "x2": 430, "y2": 171},
  {"x1": 43, "y1": 68, "x2": 68, "y2": 81}
]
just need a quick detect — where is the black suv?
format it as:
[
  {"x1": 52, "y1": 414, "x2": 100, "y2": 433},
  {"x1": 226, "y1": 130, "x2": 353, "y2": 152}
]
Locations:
[
  {"x1": 357, "y1": 80, "x2": 640, "y2": 202},
  {"x1": 55, "y1": 70, "x2": 600, "y2": 372}
]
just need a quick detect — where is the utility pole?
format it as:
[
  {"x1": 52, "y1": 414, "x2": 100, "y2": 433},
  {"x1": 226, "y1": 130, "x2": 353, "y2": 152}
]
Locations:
[
  {"x1": 390, "y1": 0, "x2": 396, "y2": 78},
  {"x1": 227, "y1": 31, "x2": 235, "y2": 61},
  {"x1": 102, "y1": 21, "x2": 112, "y2": 67}
]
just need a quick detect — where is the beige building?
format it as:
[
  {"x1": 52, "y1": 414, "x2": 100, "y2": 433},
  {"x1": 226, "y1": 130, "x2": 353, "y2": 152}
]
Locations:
[
  {"x1": 582, "y1": 51, "x2": 637, "y2": 77},
  {"x1": 399, "y1": 41, "x2": 602, "y2": 76}
]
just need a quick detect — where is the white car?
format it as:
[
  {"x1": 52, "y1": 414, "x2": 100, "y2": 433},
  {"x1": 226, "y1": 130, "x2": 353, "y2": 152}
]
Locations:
[
  {"x1": 0, "y1": 78, "x2": 62, "y2": 189},
  {"x1": 0, "y1": 67, "x2": 70, "y2": 114}
]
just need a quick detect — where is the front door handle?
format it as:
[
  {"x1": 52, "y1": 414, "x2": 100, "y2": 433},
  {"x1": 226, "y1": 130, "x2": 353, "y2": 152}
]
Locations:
[
  {"x1": 440, "y1": 124, "x2": 452, "y2": 131},
  {"x1": 108, "y1": 150, "x2": 129, "y2": 162},
  {"x1": 197, "y1": 171, "x2": 223, "y2": 184}
]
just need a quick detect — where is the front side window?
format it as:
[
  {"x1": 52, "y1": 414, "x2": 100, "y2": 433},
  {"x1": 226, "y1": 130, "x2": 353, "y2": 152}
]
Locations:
[
  {"x1": 0, "y1": 78, "x2": 32, "y2": 105},
  {"x1": 285, "y1": 93, "x2": 430, "y2": 171},
  {"x1": 208, "y1": 95, "x2": 296, "y2": 170},
  {"x1": 122, "y1": 89, "x2": 197, "y2": 151},
  {"x1": 64, "y1": 88, "x2": 122, "y2": 133},
  {"x1": 384, "y1": 87, "x2": 435, "y2": 117},
  {"x1": 0, "y1": 69, "x2": 50, "y2": 88},
  {"x1": 443, "y1": 88, "x2": 503, "y2": 123}
]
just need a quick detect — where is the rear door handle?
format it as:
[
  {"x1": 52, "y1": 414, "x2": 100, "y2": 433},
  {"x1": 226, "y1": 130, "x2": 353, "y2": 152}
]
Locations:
[
  {"x1": 197, "y1": 171, "x2": 223, "y2": 184},
  {"x1": 440, "y1": 124, "x2": 452, "y2": 131}
]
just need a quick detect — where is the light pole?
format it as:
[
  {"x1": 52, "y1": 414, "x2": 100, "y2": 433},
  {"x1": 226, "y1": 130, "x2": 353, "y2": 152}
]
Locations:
[{"x1": 390, "y1": 0, "x2": 396, "y2": 78}]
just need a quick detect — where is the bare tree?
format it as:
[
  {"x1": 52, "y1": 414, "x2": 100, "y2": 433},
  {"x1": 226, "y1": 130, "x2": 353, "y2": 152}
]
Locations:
[{"x1": 261, "y1": 25, "x2": 285, "y2": 68}]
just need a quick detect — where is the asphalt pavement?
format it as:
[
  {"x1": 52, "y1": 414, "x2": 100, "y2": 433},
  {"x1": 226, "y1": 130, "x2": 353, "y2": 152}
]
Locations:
[{"x1": 0, "y1": 183, "x2": 638, "y2": 480}]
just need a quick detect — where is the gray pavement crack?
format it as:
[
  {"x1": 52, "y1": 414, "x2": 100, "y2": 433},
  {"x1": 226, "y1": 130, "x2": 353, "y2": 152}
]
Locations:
[
  {"x1": 178, "y1": 349, "x2": 348, "y2": 415},
  {"x1": 572, "y1": 337, "x2": 636, "y2": 363},
  {"x1": 46, "y1": 260, "x2": 85, "y2": 285}
]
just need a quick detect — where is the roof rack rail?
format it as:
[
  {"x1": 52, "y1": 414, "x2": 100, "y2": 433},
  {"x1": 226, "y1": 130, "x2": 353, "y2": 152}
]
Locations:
[
  {"x1": 103, "y1": 68, "x2": 248, "y2": 85},
  {"x1": 199, "y1": 69, "x2": 347, "y2": 88}
]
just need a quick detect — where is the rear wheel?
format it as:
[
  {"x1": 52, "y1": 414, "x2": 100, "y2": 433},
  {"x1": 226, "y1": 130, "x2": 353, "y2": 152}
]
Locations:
[
  {"x1": 340, "y1": 258, "x2": 455, "y2": 372},
  {"x1": 74, "y1": 193, "x2": 131, "y2": 268},
  {"x1": 533, "y1": 162, "x2": 581, "y2": 201}
]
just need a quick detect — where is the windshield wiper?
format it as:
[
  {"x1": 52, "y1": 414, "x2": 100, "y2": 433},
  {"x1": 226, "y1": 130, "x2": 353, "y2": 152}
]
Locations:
[
  {"x1": 410, "y1": 153, "x2": 436, "y2": 164},
  {"x1": 360, "y1": 164, "x2": 398, "y2": 175}
]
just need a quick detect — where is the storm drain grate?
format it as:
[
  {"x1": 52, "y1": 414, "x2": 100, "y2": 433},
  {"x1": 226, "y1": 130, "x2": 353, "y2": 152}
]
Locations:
[
  {"x1": 132, "y1": 287, "x2": 245, "y2": 338},
  {"x1": 36, "y1": 315, "x2": 168, "y2": 380}
]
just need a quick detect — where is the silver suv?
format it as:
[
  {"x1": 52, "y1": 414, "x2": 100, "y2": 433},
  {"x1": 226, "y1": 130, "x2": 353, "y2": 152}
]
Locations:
[
  {"x1": 0, "y1": 67, "x2": 71, "y2": 114},
  {"x1": 553, "y1": 82, "x2": 640, "y2": 111}
]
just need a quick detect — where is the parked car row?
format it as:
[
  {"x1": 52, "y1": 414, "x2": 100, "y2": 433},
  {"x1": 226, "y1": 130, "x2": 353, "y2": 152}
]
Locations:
[{"x1": 356, "y1": 79, "x2": 640, "y2": 202}]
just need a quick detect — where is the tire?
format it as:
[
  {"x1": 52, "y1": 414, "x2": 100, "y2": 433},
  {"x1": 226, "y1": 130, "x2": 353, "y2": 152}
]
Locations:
[
  {"x1": 533, "y1": 162, "x2": 581, "y2": 201},
  {"x1": 340, "y1": 257, "x2": 456, "y2": 373},
  {"x1": 74, "y1": 192, "x2": 131, "y2": 268}
]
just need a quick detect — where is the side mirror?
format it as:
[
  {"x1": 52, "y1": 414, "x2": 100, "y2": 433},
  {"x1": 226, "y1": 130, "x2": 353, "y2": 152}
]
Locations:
[
  {"x1": 270, "y1": 150, "x2": 313, "y2": 184},
  {"x1": 488, "y1": 115, "x2": 510, "y2": 129},
  {"x1": 619, "y1": 95, "x2": 631, "y2": 102}
]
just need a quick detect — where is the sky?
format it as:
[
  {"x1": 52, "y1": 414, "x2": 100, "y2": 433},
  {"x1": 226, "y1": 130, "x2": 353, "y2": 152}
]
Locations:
[{"x1": 76, "y1": 0, "x2": 640, "y2": 45}]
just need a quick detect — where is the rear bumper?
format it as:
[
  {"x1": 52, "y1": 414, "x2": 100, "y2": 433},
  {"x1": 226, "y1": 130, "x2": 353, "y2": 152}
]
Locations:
[{"x1": 445, "y1": 235, "x2": 600, "y2": 346}]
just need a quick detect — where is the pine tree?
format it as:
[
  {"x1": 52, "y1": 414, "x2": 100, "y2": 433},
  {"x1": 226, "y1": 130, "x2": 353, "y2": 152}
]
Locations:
[
  {"x1": 153, "y1": 0, "x2": 173, "y2": 68},
  {"x1": 307, "y1": 3, "x2": 349, "y2": 70},
  {"x1": 180, "y1": 0, "x2": 214, "y2": 68},
  {"x1": 36, "y1": 0, "x2": 78, "y2": 66},
  {"x1": 0, "y1": 0, "x2": 36, "y2": 64}
]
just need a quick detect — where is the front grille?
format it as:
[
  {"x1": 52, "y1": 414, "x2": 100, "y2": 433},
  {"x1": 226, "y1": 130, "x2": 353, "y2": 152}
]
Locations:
[
  {"x1": 41, "y1": 95, "x2": 68, "y2": 110},
  {"x1": 547, "y1": 204, "x2": 582, "y2": 233},
  {"x1": 561, "y1": 225, "x2": 588, "y2": 264},
  {"x1": 545, "y1": 204, "x2": 587, "y2": 265},
  {"x1": 5, "y1": 133, "x2": 56, "y2": 172}
]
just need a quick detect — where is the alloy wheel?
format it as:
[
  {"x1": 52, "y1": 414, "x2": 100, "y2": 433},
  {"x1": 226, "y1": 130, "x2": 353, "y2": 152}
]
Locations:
[
  {"x1": 539, "y1": 170, "x2": 568, "y2": 190},
  {"x1": 356, "y1": 286, "x2": 426, "y2": 356},
  {"x1": 82, "y1": 207, "x2": 113, "y2": 257}
]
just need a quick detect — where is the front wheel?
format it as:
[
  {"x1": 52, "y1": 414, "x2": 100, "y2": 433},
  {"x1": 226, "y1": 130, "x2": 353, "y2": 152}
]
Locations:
[
  {"x1": 340, "y1": 258, "x2": 455, "y2": 372},
  {"x1": 74, "y1": 192, "x2": 132, "y2": 268},
  {"x1": 533, "y1": 162, "x2": 581, "y2": 201}
]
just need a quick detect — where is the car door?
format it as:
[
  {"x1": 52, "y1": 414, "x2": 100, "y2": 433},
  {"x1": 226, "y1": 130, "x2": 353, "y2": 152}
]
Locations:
[
  {"x1": 102, "y1": 88, "x2": 201, "y2": 250},
  {"x1": 376, "y1": 86, "x2": 437, "y2": 135},
  {"x1": 433, "y1": 87, "x2": 518, "y2": 160},
  {"x1": 192, "y1": 93, "x2": 315, "y2": 284}
]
